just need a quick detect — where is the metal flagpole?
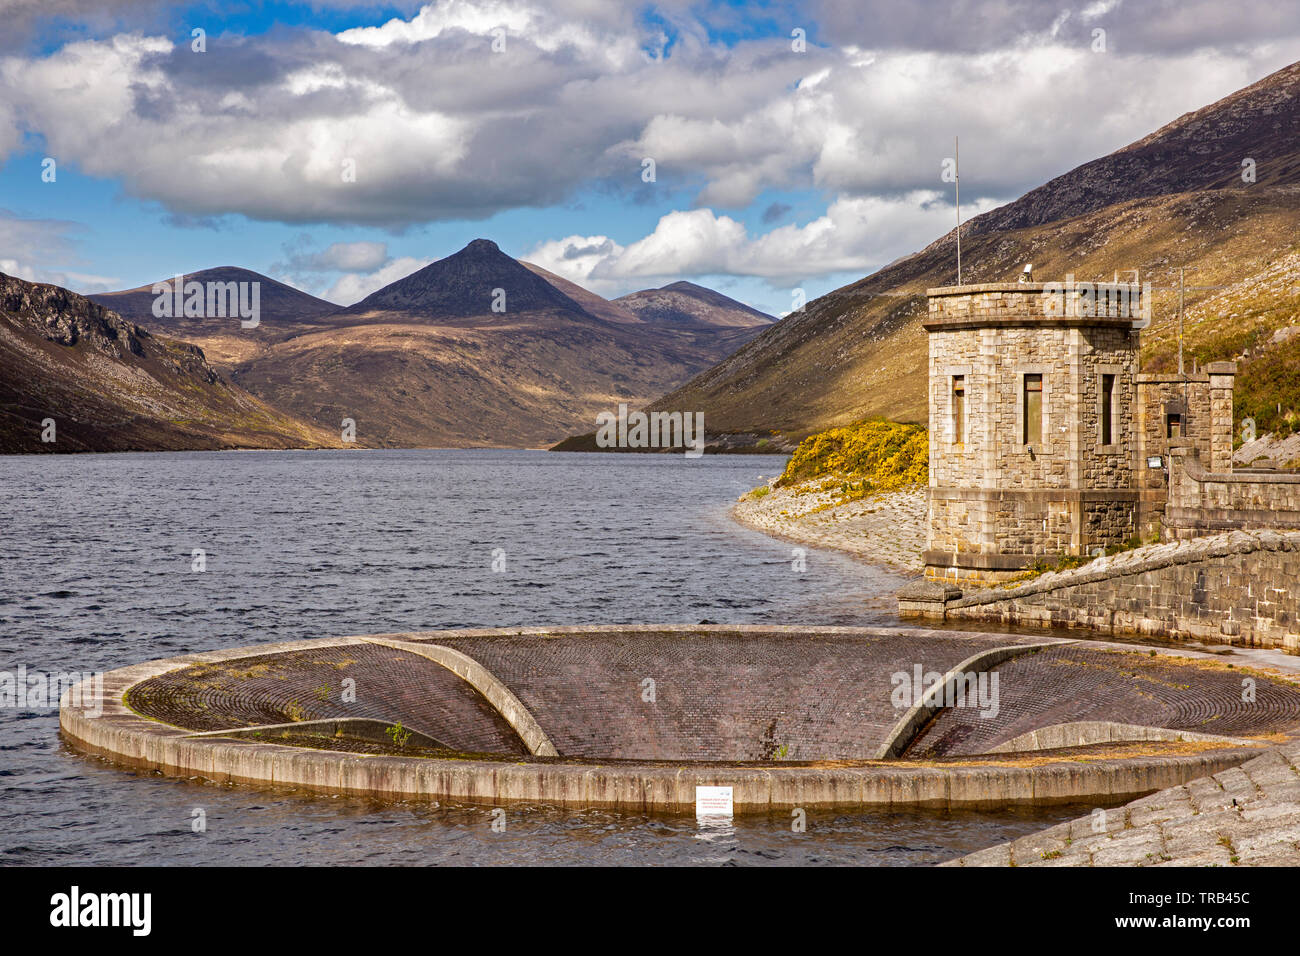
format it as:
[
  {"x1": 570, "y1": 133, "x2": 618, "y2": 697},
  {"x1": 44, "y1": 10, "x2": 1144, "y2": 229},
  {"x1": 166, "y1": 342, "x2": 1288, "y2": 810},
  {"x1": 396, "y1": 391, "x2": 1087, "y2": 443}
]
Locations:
[
  {"x1": 1178, "y1": 266, "x2": 1185, "y2": 377},
  {"x1": 955, "y1": 136, "x2": 961, "y2": 285}
]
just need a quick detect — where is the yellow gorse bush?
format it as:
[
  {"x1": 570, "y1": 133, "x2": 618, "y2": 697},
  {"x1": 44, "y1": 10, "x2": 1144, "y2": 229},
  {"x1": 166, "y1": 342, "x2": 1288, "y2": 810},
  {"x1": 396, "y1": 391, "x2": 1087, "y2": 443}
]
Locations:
[{"x1": 776, "y1": 419, "x2": 928, "y2": 505}]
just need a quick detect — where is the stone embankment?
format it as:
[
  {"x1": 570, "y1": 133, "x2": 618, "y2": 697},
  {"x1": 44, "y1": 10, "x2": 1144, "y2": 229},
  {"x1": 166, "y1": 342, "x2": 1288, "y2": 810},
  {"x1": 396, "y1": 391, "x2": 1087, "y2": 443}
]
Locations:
[
  {"x1": 731, "y1": 483, "x2": 927, "y2": 572},
  {"x1": 945, "y1": 739, "x2": 1300, "y2": 866},
  {"x1": 901, "y1": 529, "x2": 1300, "y2": 652}
]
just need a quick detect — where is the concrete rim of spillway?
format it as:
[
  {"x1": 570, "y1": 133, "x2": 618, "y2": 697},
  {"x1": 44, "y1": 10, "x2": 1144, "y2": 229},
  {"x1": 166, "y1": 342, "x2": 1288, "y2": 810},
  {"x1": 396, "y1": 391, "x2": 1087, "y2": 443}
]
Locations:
[{"x1": 58, "y1": 624, "x2": 1286, "y2": 813}]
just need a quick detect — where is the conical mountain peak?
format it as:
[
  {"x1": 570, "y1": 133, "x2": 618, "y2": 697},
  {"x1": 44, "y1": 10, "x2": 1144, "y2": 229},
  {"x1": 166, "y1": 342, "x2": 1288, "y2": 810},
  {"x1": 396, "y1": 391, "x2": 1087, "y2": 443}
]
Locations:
[{"x1": 345, "y1": 238, "x2": 587, "y2": 319}]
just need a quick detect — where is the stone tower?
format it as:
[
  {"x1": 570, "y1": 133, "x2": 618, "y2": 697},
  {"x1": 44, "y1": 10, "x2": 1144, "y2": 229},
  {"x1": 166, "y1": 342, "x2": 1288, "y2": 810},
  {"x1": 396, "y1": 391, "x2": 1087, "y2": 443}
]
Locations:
[{"x1": 922, "y1": 280, "x2": 1144, "y2": 583}]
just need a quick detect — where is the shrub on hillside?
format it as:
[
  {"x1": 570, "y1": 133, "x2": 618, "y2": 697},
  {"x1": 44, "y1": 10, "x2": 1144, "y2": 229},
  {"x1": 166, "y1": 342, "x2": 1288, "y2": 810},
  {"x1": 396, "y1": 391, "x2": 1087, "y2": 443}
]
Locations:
[
  {"x1": 1233, "y1": 336, "x2": 1300, "y2": 442},
  {"x1": 776, "y1": 419, "x2": 928, "y2": 497}
]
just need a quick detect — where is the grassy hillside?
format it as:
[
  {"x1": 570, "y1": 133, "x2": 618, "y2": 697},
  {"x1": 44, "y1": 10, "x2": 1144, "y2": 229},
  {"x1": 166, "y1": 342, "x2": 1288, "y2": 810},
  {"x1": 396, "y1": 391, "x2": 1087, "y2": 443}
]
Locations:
[{"x1": 655, "y1": 186, "x2": 1300, "y2": 442}]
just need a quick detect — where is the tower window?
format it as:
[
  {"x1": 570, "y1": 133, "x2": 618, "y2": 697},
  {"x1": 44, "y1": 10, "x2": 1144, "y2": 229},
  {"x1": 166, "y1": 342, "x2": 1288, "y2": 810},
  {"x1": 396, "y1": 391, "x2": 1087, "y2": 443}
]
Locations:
[
  {"x1": 1101, "y1": 374, "x2": 1115, "y2": 445},
  {"x1": 1167, "y1": 412, "x2": 1182, "y2": 439},
  {"x1": 1023, "y1": 374, "x2": 1043, "y2": 446},
  {"x1": 952, "y1": 375, "x2": 965, "y2": 445}
]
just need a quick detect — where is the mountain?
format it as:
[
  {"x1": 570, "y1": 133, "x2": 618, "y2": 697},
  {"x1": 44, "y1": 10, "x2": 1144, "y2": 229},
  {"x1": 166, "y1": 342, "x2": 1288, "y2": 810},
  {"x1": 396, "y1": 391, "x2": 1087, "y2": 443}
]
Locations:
[
  {"x1": 95, "y1": 240, "x2": 777, "y2": 449},
  {"x1": 615, "y1": 281, "x2": 775, "y2": 329},
  {"x1": 649, "y1": 60, "x2": 1300, "y2": 443},
  {"x1": 958, "y1": 60, "x2": 1300, "y2": 238},
  {"x1": 518, "y1": 261, "x2": 644, "y2": 325},
  {"x1": 0, "y1": 273, "x2": 343, "y2": 453},
  {"x1": 91, "y1": 267, "x2": 338, "y2": 367},
  {"x1": 341, "y1": 239, "x2": 590, "y2": 321},
  {"x1": 92, "y1": 266, "x2": 337, "y2": 330}
]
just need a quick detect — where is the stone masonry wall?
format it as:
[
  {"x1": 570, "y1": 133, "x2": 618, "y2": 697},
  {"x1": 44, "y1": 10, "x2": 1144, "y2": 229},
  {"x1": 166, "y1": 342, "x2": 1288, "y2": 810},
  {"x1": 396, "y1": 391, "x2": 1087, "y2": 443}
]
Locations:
[
  {"x1": 1134, "y1": 368, "x2": 1238, "y2": 535},
  {"x1": 1167, "y1": 447, "x2": 1300, "y2": 536},
  {"x1": 920, "y1": 530, "x2": 1300, "y2": 652},
  {"x1": 1083, "y1": 498, "x2": 1138, "y2": 549},
  {"x1": 926, "y1": 283, "x2": 1139, "y2": 571}
]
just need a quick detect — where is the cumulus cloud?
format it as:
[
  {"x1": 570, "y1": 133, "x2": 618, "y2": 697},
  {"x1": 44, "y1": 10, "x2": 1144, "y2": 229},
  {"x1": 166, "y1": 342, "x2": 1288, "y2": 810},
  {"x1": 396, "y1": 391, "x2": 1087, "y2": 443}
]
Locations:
[
  {"x1": 0, "y1": 0, "x2": 165, "y2": 52},
  {"x1": 0, "y1": 256, "x2": 121, "y2": 292},
  {"x1": 280, "y1": 239, "x2": 390, "y2": 272},
  {"x1": 267, "y1": 236, "x2": 428, "y2": 304},
  {"x1": 810, "y1": 0, "x2": 1300, "y2": 55},
  {"x1": 526, "y1": 191, "x2": 1001, "y2": 293},
  {"x1": 324, "y1": 255, "x2": 432, "y2": 304},
  {"x1": 0, "y1": 1, "x2": 427, "y2": 51},
  {"x1": 2, "y1": 0, "x2": 1294, "y2": 229}
]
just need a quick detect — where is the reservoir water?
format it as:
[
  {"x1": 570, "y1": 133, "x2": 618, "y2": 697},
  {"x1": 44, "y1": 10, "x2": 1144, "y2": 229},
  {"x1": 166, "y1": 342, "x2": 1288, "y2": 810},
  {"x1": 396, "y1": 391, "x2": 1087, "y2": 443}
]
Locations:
[{"x1": 0, "y1": 449, "x2": 1082, "y2": 865}]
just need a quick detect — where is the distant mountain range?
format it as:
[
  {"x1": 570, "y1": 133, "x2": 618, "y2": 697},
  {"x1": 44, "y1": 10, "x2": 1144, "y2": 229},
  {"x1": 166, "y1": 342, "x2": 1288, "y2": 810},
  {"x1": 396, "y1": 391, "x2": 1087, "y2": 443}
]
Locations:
[
  {"x1": 650, "y1": 59, "x2": 1300, "y2": 444},
  {"x1": 19, "y1": 60, "x2": 1295, "y2": 456},
  {"x1": 81, "y1": 239, "x2": 773, "y2": 450},
  {"x1": 0, "y1": 273, "x2": 341, "y2": 453}
]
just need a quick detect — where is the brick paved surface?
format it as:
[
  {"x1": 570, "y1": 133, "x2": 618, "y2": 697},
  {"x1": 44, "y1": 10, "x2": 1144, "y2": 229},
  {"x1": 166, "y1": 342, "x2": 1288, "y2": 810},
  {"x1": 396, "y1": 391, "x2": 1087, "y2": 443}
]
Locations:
[
  {"x1": 126, "y1": 644, "x2": 529, "y2": 756},
  {"x1": 907, "y1": 646, "x2": 1300, "y2": 758},
  {"x1": 435, "y1": 629, "x2": 1016, "y2": 761},
  {"x1": 945, "y1": 739, "x2": 1300, "y2": 866},
  {"x1": 127, "y1": 631, "x2": 1299, "y2": 766}
]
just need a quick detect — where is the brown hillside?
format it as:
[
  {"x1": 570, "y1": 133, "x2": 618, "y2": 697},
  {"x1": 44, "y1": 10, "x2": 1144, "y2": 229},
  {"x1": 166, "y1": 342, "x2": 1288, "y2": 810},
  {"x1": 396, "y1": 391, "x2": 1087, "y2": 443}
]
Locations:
[
  {"x1": 0, "y1": 273, "x2": 344, "y2": 453},
  {"x1": 96, "y1": 239, "x2": 776, "y2": 449},
  {"x1": 615, "y1": 281, "x2": 775, "y2": 329},
  {"x1": 90, "y1": 267, "x2": 339, "y2": 367}
]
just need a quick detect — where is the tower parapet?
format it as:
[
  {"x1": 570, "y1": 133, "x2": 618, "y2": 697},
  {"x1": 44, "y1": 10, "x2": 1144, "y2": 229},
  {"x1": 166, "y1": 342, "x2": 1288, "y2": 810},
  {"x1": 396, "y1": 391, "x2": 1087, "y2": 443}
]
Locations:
[{"x1": 923, "y1": 281, "x2": 1144, "y2": 582}]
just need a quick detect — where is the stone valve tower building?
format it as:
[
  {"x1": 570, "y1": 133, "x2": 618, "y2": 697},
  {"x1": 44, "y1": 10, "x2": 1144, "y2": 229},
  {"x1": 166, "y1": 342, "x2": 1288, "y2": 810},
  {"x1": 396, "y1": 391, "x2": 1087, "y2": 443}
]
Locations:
[{"x1": 922, "y1": 278, "x2": 1235, "y2": 583}]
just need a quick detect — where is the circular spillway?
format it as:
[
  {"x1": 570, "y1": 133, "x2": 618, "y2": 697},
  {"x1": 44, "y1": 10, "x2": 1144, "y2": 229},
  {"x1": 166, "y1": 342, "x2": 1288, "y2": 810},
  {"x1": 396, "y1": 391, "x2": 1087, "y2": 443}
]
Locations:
[{"x1": 62, "y1": 625, "x2": 1300, "y2": 812}]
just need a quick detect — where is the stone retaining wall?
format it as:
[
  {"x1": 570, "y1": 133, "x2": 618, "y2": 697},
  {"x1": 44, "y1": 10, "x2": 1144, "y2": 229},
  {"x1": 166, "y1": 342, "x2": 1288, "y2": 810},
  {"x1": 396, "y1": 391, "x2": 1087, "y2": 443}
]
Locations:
[
  {"x1": 1167, "y1": 445, "x2": 1300, "y2": 536},
  {"x1": 900, "y1": 530, "x2": 1300, "y2": 652}
]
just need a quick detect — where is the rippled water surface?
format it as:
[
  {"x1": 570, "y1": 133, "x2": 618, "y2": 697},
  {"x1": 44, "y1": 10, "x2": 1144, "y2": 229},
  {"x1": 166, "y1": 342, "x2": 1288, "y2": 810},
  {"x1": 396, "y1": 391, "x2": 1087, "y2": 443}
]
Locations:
[{"x1": 1, "y1": 449, "x2": 1080, "y2": 865}]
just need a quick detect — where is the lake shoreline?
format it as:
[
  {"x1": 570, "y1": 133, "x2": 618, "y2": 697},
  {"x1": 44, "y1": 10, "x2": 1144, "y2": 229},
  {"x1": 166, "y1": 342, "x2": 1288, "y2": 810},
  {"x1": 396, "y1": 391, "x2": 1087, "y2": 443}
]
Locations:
[{"x1": 730, "y1": 482, "x2": 927, "y2": 575}]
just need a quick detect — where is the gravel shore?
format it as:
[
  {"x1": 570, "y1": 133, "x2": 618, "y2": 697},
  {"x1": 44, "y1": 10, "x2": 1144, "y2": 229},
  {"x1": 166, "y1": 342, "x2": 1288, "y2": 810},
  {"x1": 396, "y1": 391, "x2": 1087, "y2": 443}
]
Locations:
[{"x1": 731, "y1": 481, "x2": 927, "y2": 573}]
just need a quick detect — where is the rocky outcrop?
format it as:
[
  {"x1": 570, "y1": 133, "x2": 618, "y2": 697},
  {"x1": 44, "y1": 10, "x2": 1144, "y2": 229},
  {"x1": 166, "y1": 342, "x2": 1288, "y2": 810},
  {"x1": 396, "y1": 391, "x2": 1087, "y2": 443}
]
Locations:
[
  {"x1": 1, "y1": 273, "x2": 145, "y2": 359},
  {"x1": 0, "y1": 272, "x2": 340, "y2": 453}
]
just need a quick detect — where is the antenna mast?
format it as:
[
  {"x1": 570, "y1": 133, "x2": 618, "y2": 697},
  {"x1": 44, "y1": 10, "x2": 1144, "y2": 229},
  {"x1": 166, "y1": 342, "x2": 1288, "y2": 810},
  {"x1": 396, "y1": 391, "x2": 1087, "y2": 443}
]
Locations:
[
  {"x1": 1177, "y1": 266, "x2": 1196, "y2": 377},
  {"x1": 955, "y1": 136, "x2": 962, "y2": 285}
]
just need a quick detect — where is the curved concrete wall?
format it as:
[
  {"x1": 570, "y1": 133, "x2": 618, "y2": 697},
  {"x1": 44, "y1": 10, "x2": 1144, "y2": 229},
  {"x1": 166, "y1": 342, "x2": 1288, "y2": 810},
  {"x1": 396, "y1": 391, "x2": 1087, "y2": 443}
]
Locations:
[
  {"x1": 873, "y1": 642, "x2": 1063, "y2": 759},
  {"x1": 357, "y1": 636, "x2": 557, "y2": 756},
  {"x1": 58, "y1": 627, "x2": 1263, "y2": 813},
  {"x1": 983, "y1": 721, "x2": 1256, "y2": 754}
]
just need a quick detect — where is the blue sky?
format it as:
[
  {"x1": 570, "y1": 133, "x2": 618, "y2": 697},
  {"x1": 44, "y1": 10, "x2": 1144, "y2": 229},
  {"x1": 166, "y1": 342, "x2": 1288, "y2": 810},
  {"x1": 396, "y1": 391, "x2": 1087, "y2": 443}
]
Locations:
[{"x1": 2, "y1": 0, "x2": 1299, "y2": 314}]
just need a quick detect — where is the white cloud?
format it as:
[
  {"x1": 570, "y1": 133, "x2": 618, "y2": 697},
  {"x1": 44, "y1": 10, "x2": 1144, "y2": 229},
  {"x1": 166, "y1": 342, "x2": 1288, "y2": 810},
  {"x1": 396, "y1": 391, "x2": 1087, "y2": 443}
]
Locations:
[
  {"x1": 0, "y1": 210, "x2": 120, "y2": 292},
  {"x1": 527, "y1": 191, "x2": 1001, "y2": 293},
  {"x1": 325, "y1": 255, "x2": 432, "y2": 305},
  {"x1": 284, "y1": 240, "x2": 390, "y2": 272},
  {"x1": 0, "y1": 256, "x2": 121, "y2": 292},
  {"x1": 3, "y1": 0, "x2": 1292, "y2": 229},
  {"x1": 0, "y1": 0, "x2": 1293, "y2": 309}
]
